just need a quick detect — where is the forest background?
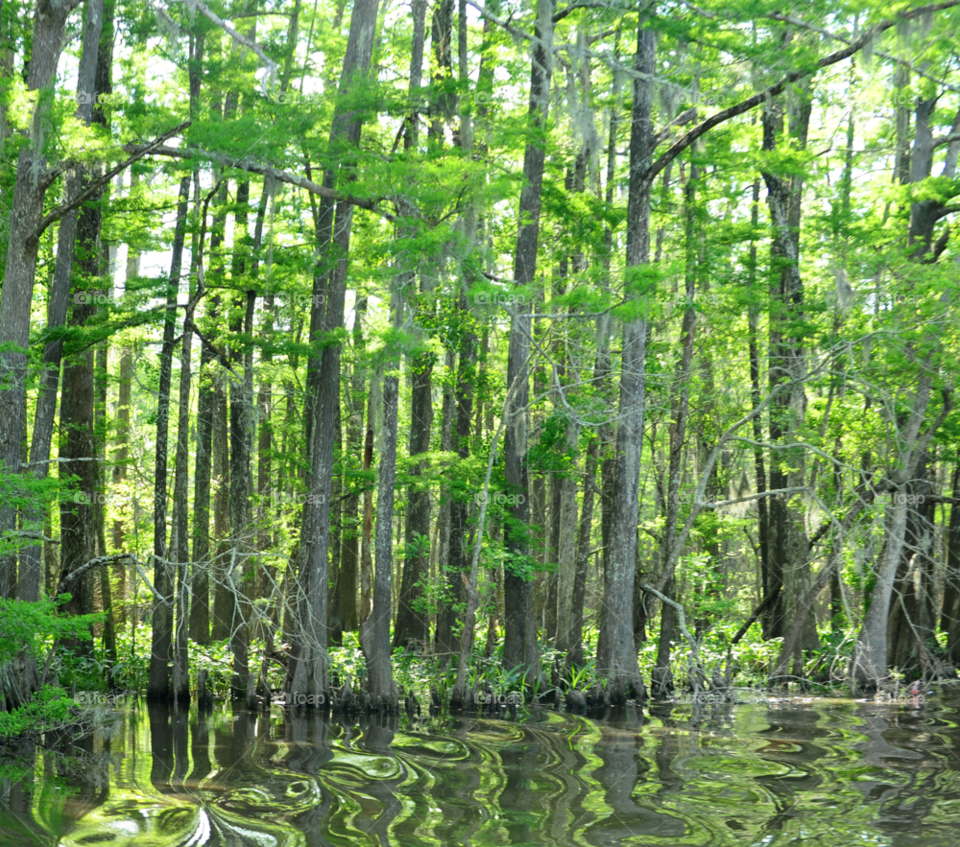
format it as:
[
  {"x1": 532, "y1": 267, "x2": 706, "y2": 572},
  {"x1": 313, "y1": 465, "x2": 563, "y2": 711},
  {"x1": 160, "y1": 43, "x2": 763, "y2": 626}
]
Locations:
[{"x1": 1, "y1": 0, "x2": 960, "y2": 725}]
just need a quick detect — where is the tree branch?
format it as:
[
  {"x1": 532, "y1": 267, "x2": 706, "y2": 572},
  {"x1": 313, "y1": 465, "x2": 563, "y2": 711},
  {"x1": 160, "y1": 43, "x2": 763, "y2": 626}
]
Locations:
[
  {"x1": 121, "y1": 143, "x2": 398, "y2": 222},
  {"x1": 644, "y1": 0, "x2": 960, "y2": 190},
  {"x1": 58, "y1": 553, "x2": 136, "y2": 595},
  {"x1": 166, "y1": 0, "x2": 278, "y2": 93},
  {"x1": 934, "y1": 131, "x2": 960, "y2": 148},
  {"x1": 28, "y1": 121, "x2": 191, "y2": 248},
  {"x1": 765, "y1": 12, "x2": 960, "y2": 94},
  {"x1": 730, "y1": 585, "x2": 782, "y2": 646}
]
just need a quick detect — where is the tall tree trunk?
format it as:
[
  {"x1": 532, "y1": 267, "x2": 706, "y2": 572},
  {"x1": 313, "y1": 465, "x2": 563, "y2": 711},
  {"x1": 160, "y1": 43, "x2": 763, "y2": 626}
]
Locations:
[
  {"x1": 746, "y1": 175, "x2": 773, "y2": 637},
  {"x1": 19, "y1": 0, "x2": 101, "y2": 604},
  {"x1": 290, "y1": 0, "x2": 381, "y2": 704},
  {"x1": 360, "y1": 390, "x2": 375, "y2": 623},
  {"x1": 147, "y1": 175, "x2": 192, "y2": 702},
  {"x1": 113, "y1": 341, "x2": 133, "y2": 570},
  {"x1": 761, "y1": 89, "x2": 816, "y2": 666},
  {"x1": 171, "y1": 183, "x2": 206, "y2": 705},
  {"x1": 852, "y1": 87, "x2": 955, "y2": 688},
  {"x1": 434, "y1": 349, "x2": 458, "y2": 656},
  {"x1": 502, "y1": 0, "x2": 553, "y2": 683},
  {"x1": 229, "y1": 180, "x2": 255, "y2": 700},
  {"x1": 596, "y1": 22, "x2": 655, "y2": 704},
  {"x1": 114, "y1": 175, "x2": 139, "y2": 623},
  {"x1": 191, "y1": 330, "x2": 214, "y2": 645},
  {"x1": 944, "y1": 464, "x2": 960, "y2": 665},
  {"x1": 650, "y1": 160, "x2": 700, "y2": 698},
  {"x1": 887, "y1": 453, "x2": 936, "y2": 675},
  {"x1": 0, "y1": 0, "x2": 83, "y2": 597},
  {"x1": 93, "y1": 0, "x2": 116, "y2": 666},
  {"x1": 360, "y1": 312, "x2": 400, "y2": 709},
  {"x1": 339, "y1": 311, "x2": 366, "y2": 636},
  {"x1": 447, "y1": 292, "x2": 476, "y2": 658},
  {"x1": 188, "y1": 37, "x2": 213, "y2": 647},
  {"x1": 60, "y1": 0, "x2": 109, "y2": 648},
  {"x1": 394, "y1": 344, "x2": 432, "y2": 649},
  {"x1": 852, "y1": 376, "x2": 934, "y2": 687},
  {"x1": 210, "y1": 178, "x2": 232, "y2": 641},
  {"x1": 555, "y1": 419, "x2": 580, "y2": 653},
  {"x1": 393, "y1": 0, "x2": 431, "y2": 646},
  {"x1": 566, "y1": 314, "x2": 609, "y2": 669}
]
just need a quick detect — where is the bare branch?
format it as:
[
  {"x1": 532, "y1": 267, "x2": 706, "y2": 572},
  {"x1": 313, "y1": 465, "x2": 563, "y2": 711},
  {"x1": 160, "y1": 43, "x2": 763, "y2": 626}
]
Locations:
[
  {"x1": 645, "y1": 0, "x2": 960, "y2": 190},
  {"x1": 58, "y1": 553, "x2": 136, "y2": 595},
  {"x1": 28, "y1": 122, "x2": 191, "y2": 248},
  {"x1": 934, "y1": 130, "x2": 960, "y2": 148},
  {"x1": 765, "y1": 12, "x2": 960, "y2": 94},
  {"x1": 122, "y1": 143, "x2": 398, "y2": 222},
  {"x1": 166, "y1": 0, "x2": 278, "y2": 93}
]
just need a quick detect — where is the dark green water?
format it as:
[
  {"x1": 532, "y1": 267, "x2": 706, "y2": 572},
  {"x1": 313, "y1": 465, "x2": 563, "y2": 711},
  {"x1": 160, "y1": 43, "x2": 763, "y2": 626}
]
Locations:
[{"x1": 3, "y1": 693, "x2": 960, "y2": 846}]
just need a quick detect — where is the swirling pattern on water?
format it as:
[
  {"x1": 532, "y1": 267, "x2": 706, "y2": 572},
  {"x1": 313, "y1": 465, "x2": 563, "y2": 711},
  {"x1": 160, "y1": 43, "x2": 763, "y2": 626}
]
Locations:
[{"x1": 3, "y1": 693, "x2": 960, "y2": 846}]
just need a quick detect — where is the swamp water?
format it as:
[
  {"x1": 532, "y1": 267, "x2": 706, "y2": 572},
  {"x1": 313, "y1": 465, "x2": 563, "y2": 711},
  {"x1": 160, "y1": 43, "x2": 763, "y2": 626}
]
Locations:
[{"x1": 2, "y1": 693, "x2": 960, "y2": 846}]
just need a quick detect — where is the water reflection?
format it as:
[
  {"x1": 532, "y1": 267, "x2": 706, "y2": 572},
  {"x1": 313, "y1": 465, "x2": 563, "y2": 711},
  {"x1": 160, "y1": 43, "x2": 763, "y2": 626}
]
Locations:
[{"x1": 3, "y1": 693, "x2": 960, "y2": 846}]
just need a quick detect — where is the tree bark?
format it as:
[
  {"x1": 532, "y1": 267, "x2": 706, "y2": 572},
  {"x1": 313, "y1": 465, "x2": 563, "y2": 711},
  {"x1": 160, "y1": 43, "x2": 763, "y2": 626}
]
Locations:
[
  {"x1": 290, "y1": 0, "x2": 381, "y2": 705},
  {"x1": 229, "y1": 183, "x2": 255, "y2": 700},
  {"x1": 339, "y1": 309, "x2": 366, "y2": 636},
  {"x1": 565, "y1": 314, "x2": 609, "y2": 669},
  {"x1": 596, "y1": 21, "x2": 655, "y2": 704},
  {"x1": 945, "y1": 464, "x2": 960, "y2": 665},
  {"x1": 60, "y1": 0, "x2": 110, "y2": 650},
  {"x1": 0, "y1": 0, "x2": 83, "y2": 596},
  {"x1": 761, "y1": 89, "x2": 816, "y2": 662},
  {"x1": 360, "y1": 349, "x2": 400, "y2": 709},
  {"x1": 502, "y1": 0, "x2": 553, "y2": 684},
  {"x1": 393, "y1": 0, "x2": 432, "y2": 645},
  {"x1": 852, "y1": 376, "x2": 935, "y2": 686},
  {"x1": 147, "y1": 175, "x2": 192, "y2": 702},
  {"x1": 19, "y1": 0, "x2": 102, "y2": 604},
  {"x1": 650, "y1": 160, "x2": 700, "y2": 698}
]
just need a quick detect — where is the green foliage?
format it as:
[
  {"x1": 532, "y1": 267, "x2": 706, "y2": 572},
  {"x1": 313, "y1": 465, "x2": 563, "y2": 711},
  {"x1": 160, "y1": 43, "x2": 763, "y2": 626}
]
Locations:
[
  {"x1": 0, "y1": 597, "x2": 103, "y2": 665},
  {"x1": 0, "y1": 686, "x2": 74, "y2": 741}
]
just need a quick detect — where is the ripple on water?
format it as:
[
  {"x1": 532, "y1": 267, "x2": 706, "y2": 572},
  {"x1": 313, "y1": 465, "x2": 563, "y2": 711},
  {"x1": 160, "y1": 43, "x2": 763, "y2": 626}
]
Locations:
[{"x1": 5, "y1": 696, "x2": 960, "y2": 846}]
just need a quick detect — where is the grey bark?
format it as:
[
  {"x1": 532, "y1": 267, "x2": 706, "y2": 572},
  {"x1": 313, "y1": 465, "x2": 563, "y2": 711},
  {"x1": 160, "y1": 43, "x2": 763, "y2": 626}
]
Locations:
[
  {"x1": 596, "y1": 22, "x2": 655, "y2": 704},
  {"x1": 503, "y1": 0, "x2": 553, "y2": 683},
  {"x1": 650, "y1": 161, "x2": 700, "y2": 699},
  {"x1": 290, "y1": 0, "x2": 381, "y2": 705},
  {"x1": 393, "y1": 0, "x2": 431, "y2": 651},
  {"x1": 19, "y1": 0, "x2": 102, "y2": 603},
  {"x1": 0, "y1": 0, "x2": 83, "y2": 597},
  {"x1": 147, "y1": 175, "x2": 192, "y2": 702}
]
